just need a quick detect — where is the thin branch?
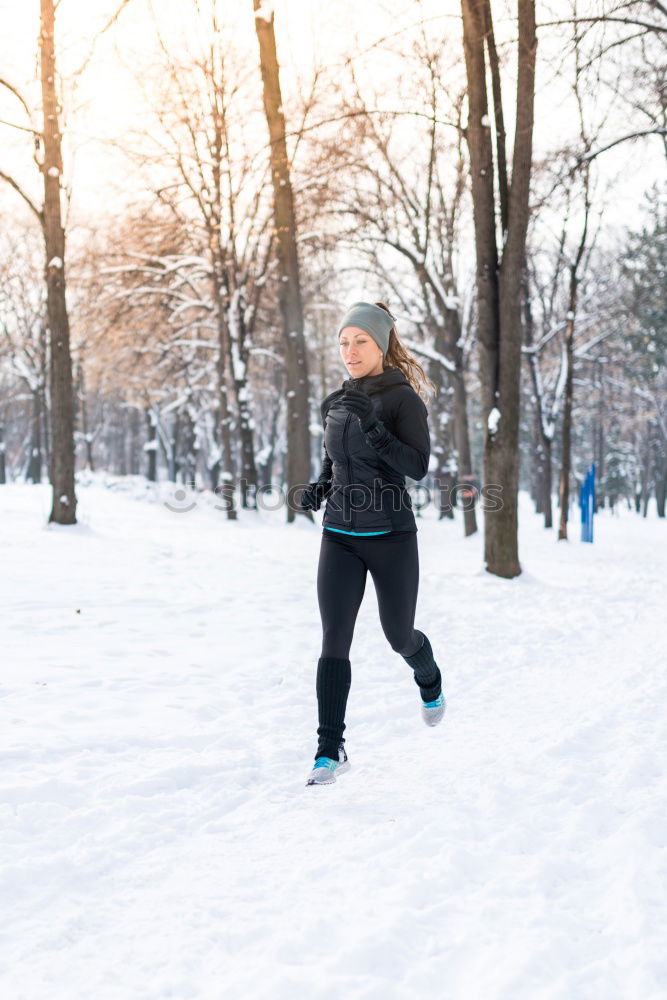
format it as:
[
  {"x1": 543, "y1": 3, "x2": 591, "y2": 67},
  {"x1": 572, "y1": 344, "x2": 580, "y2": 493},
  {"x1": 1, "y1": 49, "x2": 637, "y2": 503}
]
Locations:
[
  {"x1": 0, "y1": 77, "x2": 34, "y2": 122},
  {"x1": 402, "y1": 339, "x2": 457, "y2": 374},
  {"x1": 576, "y1": 128, "x2": 667, "y2": 163},
  {"x1": 70, "y1": 0, "x2": 135, "y2": 79},
  {"x1": 647, "y1": 0, "x2": 667, "y2": 18},
  {"x1": 0, "y1": 170, "x2": 43, "y2": 224},
  {"x1": 0, "y1": 117, "x2": 40, "y2": 137},
  {"x1": 537, "y1": 16, "x2": 667, "y2": 34}
]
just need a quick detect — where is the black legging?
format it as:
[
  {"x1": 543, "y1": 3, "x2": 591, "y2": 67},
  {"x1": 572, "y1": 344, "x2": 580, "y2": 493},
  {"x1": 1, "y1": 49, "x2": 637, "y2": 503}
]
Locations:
[
  {"x1": 317, "y1": 529, "x2": 422, "y2": 659},
  {"x1": 313, "y1": 528, "x2": 441, "y2": 759},
  {"x1": 315, "y1": 528, "x2": 442, "y2": 760}
]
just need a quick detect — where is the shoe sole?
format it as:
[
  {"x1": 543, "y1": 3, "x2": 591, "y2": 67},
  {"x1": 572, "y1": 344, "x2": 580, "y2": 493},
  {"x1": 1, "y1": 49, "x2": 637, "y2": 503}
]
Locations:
[{"x1": 305, "y1": 759, "x2": 351, "y2": 786}]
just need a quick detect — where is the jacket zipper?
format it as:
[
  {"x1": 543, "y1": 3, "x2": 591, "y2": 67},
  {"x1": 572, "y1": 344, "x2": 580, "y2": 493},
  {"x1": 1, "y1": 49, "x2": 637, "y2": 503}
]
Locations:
[{"x1": 342, "y1": 411, "x2": 354, "y2": 529}]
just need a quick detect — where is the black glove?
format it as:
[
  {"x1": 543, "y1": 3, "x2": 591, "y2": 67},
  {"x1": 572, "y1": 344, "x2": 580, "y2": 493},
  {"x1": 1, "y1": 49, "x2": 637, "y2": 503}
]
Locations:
[
  {"x1": 341, "y1": 389, "x2": 378, "y2": 433},
  {"x1": 299, "y1": 480, "x2": 332, "y2": 511}
]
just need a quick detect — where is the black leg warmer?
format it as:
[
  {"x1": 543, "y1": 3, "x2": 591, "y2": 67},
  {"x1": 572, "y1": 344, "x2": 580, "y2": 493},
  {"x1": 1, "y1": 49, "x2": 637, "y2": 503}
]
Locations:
[
  {"x1": 402, "y1": 632, "x2": 442, "y2": 702},
  {"x1": 316, "y1": 656, "x2": 351, "y2": 760}
]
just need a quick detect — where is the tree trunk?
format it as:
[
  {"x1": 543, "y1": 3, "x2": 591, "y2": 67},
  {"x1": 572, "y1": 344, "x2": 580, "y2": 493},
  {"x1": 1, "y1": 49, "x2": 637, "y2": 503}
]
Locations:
[
  {"x1": 214, "y1": 313, "x2": 237, "y2": 520},
  {"x1": 451, "y1": 371, "x2": 477, "y2": 536},
  {"x1": 594, "y1": 360, "x2": 605, "y2": 511},
  {"x1": 440, "y1": 307, "x2": 478, "y2": 536},
  {"x1": 180, "y1": 409, "x2": 198, "y2": 487},
  {"x1": 531, "y1": 405, "x2": 542, "y2": 512},
  {"x1": 76, "y1": 362, "x2": 95, "y2": 472},
  {"x1": 461, "y1": 0, "x2": 500, "y2": 445},
  {"x1": 253, "y1": 1, "x2": 311, "y2": 523},
  {"x1": 0, "y1": 422, "x2": 5, "y2": 484},
  {"x1": 167, "y1": 411, "x2": 180, "y2": 483},
  {"x1": 145, "y1": 408, "x2": 157, "y2": 482},
  {"x1": 41, "y1": 0, "x2": 77, "y2": 523},
  {"x1": 526, "y1": 358, "x2": 554, "y2": 530},
  {"x1": 557, "y1": 347, "x2": 574, "y2": 538},
  {"x1": 229, "y1": 293, "x2": 259, "y2": 508},
  {"x1": 542, "y1": 436, "x2": 553, "y2": 529},
  {"x1": 640, "y1": 422, "x2": 652, "y2": 517},
  {"x1": 40, "y1": 323, "x2": 51, "y2": 475},
  {"x1": 428, "y1": 326, "x2": 455, "y2": 519},
  {"x1": 258, "y1": 384, "x2": 282, "y2": 491},
  {"x1": 129, "y1": 407, "x2": 139, "y2": 475},
  {"x1": 432, "y1": 414, "x2": 455, "y2": 520},
  {"x1": 117, "y1": 411, "x2": 127, "y2": 476},
  {"x1": 27, "y1": 389, "x2": 43, "y2": 483},
  {"x1": 655, "y1": 454, "x2": 666, "y2": 517},
  {"x1": 558, "y1": 292, "x2": 576, "y2": 540},
  {"x1": 461, "y1": 0, "x2": 536, "y2": 577}
]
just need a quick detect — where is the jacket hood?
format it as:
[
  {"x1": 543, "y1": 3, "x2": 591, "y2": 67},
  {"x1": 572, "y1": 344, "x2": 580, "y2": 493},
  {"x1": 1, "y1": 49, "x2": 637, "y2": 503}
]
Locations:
[{"x1": 341, "y1": 365, "x2": 410, "y2": 395}]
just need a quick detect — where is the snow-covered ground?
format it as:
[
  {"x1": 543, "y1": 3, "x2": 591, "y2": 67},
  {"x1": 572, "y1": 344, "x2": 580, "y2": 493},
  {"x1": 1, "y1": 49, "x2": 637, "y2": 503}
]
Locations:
[{"x1": 1, "y1": 477, "x2": 665, "y2": 1000}]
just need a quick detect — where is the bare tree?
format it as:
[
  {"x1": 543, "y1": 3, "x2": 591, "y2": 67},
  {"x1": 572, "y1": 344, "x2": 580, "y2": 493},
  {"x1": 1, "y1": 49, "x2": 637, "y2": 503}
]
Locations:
[
  {"x1": 522, "y1": 260, "x2": 565, "y2": 529},
  {"x1": 532, "y1": 0, "x2": 659, "y2": 537},
  {"x1": 253, "y1": 0, "x2": 312, "y2": 522},
  {"x1": 461, "y1": 0, "x2": 537, "y2": 576},
  {"x1": 0, "y1": 225, "x2": 50, "y2": 483},
  {"x1": 1, "y1": 0, "x2": 77, "y2": 522},
  {"x1": 115, "y1": 6, "x2": 286, "y2": 513},
  {"x1": 315, "y1": 39, "x2": 479, "y2": 536}
]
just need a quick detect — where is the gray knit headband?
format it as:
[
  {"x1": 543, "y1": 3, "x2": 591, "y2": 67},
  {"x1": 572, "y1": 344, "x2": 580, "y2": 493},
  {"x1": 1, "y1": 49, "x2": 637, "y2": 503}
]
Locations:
[{"x1": 337, "y1": 301, "x2": 396, "y2": 358}]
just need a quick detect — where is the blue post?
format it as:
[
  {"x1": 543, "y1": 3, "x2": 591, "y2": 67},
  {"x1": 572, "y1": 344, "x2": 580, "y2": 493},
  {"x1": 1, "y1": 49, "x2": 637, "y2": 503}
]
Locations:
[{"x1": 580, "y1": 462, "x2": 596, "y2": 542}]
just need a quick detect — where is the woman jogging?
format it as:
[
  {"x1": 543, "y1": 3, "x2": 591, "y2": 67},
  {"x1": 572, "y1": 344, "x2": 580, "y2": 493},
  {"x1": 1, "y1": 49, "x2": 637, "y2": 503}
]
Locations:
[{"x1": 298, "y1": 301, "x2": 446, "y2": 787}]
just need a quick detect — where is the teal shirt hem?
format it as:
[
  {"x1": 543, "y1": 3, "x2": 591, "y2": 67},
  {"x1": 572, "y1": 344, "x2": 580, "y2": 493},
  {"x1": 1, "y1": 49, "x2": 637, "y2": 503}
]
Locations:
[{"x1": 324, "y1": 527, "x2": 391, "y2": 536}]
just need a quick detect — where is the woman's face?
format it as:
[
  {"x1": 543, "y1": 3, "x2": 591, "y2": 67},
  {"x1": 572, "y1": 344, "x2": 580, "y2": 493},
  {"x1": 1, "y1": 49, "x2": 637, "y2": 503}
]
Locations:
[{"x1": 339, "y1": 326, "x2": 384, "y2": 378}]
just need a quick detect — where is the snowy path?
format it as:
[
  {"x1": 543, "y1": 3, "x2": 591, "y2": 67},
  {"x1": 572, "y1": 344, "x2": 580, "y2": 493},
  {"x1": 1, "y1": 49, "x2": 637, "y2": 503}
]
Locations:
[{"x1": 1, "y1": 480, "x2": 665, "y2": 999}]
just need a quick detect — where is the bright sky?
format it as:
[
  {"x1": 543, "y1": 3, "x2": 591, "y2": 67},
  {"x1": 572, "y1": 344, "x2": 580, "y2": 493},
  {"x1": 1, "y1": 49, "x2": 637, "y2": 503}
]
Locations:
[{"x1": 1, "y1": 0, "x2": 663, "y2": 243}]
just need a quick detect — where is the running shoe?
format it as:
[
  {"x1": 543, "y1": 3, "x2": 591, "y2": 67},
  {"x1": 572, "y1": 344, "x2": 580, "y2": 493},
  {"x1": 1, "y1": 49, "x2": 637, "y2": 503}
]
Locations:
[
  {"x1": 421, "y1": 691, "x2": 446, "y2": 727},
  {"x1": 305, "y1": 744, "x2": 350, "y2": 786}
]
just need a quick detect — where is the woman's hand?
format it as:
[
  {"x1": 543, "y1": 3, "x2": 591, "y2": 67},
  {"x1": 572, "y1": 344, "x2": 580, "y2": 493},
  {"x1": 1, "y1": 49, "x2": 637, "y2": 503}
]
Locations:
[
  {"x1": 298, "y1": 480, "x2": 332, "y2": 511},
  {"x1": 341, "y1": 389, "x2": 378, "y2": 433}
]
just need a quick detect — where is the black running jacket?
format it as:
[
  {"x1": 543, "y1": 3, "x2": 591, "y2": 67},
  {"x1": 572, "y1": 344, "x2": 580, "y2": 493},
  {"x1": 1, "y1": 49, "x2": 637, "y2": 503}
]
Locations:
[{"x1": 315, "y1": 366, "x2": 430, "y2": 533}]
